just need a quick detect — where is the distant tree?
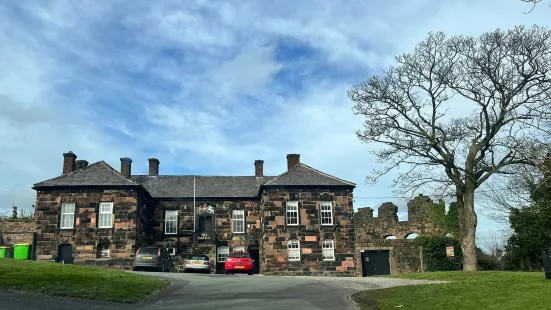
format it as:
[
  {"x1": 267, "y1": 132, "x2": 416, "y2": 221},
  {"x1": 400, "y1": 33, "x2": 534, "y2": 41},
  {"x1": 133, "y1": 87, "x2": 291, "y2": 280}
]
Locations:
[
  {"x1": 503, "y1": 156, "x2": 551, "y2": 271},
  {"x1": 349, "y1": 25, "x2": 551, "y2": 271}
]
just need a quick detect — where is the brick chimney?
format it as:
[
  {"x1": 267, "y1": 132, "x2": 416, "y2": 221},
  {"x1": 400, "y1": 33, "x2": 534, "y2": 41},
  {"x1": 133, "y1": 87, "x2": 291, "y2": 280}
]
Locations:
[
  {"x1": 286, "y1": 154, "x2": 300, "y2": 171},
  {"x1": 254, "y1": 160, "x2": 264, "y2": 177},
  {"x1": 62, "y1": 151, "x2": 77, "y2": 174},
  {"x1": 148, "y1": 158, "x2": 160, "y2": 176},
  {"x1": 120, "y1": 157, "x2": 132, "y2": 178}
]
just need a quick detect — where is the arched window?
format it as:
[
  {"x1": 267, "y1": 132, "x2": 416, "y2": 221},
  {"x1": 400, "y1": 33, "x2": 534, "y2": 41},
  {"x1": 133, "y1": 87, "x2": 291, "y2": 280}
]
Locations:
[
  {"x1": 384, "y1": 235, "x2": 397, "y2": 240},
  {"x1": 217, "y1": 246, "x2": 229, "y2": 263},
  {"x1": 287, "y1": 240, "x2": 300, "y2": 261},
  {"x1": 405, "y1": 233, "x2": 419, "y2": 239}
]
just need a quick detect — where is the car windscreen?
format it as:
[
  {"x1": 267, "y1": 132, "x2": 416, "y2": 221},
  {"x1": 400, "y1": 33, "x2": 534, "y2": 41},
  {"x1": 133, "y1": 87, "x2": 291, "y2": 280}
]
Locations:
[
  {"x1": 190, "y1": 256, "x2": 209, "y2": 261},
  {"x1": 138, "y1": 248, "x2": 158, "y2": 255},
  {"x1": 229, "y1": 253, "x2": 250, "y2": 258}
]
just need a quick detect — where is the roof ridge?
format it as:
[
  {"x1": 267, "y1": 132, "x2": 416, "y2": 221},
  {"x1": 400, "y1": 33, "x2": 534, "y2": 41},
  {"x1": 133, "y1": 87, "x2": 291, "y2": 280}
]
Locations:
[
  {"x1": 299, "y1": 163, "x2": 356, "y2": 186},
  {"x1": 98, "y1": 161, "x2": 139, "y2": 185},
  {"x1": 33, "y1": 161, "x2": 104, "y2": 186}
]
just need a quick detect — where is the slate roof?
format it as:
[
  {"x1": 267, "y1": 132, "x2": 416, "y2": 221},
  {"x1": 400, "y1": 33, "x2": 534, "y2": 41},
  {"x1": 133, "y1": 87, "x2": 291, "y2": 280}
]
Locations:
[
  {"x1": 131, "y1": 175, "x2": 277, "y2": 198},
  {"x1": 33, "y1": 161, "x2": 139, "y2": 188},
  {"x1": 263, "y1": 163, "x2": 356, "y2": 187},
  {"x1": 33, "y1": 160, "x2": 355, "y2": 198}
]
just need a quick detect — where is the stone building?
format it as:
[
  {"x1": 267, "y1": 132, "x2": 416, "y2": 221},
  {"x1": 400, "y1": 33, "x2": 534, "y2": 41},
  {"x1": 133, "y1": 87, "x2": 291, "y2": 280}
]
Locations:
[
  {"x1": 354, "y1": 194, "x2": 447, "y2": 276},
  {"x1": 32, "y1": 152, "x2": 357, "y2": 276}
]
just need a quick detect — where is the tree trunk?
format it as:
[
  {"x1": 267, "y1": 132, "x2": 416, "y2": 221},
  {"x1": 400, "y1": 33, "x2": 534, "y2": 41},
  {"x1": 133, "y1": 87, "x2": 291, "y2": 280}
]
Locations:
[{"x1": 456, "y1": 187, "x2": 478, "y2": 271}]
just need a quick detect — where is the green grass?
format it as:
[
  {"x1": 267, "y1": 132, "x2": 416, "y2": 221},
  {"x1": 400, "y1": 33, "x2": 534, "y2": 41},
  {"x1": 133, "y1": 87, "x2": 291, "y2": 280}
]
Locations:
[
  {"x1": 351, "y1": 271, "x2": 551, "y2": 310},
  {"x1": 0, "y1": 259, "x2": 169, "y2": 303}
]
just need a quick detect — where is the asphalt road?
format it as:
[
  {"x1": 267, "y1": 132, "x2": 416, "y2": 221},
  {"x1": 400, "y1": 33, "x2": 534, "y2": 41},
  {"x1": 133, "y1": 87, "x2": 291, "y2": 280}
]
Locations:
[{"x1": 1, "y1": 272, "x2": 359, "y2": 310}]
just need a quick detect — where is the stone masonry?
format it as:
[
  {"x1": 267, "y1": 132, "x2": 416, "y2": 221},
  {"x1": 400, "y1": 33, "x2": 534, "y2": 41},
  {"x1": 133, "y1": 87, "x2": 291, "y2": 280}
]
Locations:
[
  {"x1": 261, "y1": 188, "x2": 356, "y2": 276},
  {"x1": 34, "y1": 188, "x2": 144, "y2": 269},
  {"x1": 354, "y1": 194, "x2": 446, "y2": 275}
]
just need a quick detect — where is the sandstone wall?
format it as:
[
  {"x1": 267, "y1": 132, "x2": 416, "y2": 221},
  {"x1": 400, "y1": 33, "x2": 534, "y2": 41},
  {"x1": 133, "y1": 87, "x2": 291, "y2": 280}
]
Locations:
[
  {"x1": 0, "y1": 220, "x2": 36, "y2": 259},
  {"x1": 261, "y1": 188, "x2": 356, "y2": 276},
  {"x1": 149, "y1": 199, "x2": 262, "y2": 264},
  {"x1": 34, "y1": 188, "x2": 140, "y2": 269},
  {"x1": 354, "y1": 194, "x2": 445, "y2": 275}
]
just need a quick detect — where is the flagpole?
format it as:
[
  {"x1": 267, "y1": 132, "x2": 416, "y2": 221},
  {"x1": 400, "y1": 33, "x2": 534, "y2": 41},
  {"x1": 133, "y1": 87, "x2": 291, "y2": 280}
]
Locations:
[{"x1": 193, "y1": 177, "x2": 196, "y2": 234}]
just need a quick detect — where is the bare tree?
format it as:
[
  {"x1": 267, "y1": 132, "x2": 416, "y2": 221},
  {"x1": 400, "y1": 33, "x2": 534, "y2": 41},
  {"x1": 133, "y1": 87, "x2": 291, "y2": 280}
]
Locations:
[
  {"x1": 349, "y1": 25, "x2": 551, "y2": 271},
  {"x1": 520, "y1": 0, "x2": 549, "y2": 14}
]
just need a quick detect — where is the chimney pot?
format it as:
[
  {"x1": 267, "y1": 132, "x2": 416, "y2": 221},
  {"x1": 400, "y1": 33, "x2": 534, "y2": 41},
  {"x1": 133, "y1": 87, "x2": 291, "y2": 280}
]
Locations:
[
  {"x1": 254, "y1": 160, "x2": 264, "y2": 177},
  {"x1": 286, "y1": 154, "x2": 300, "y2": 171},
  {"x1": 148, "y1": 158, "x2": 160, "y2": 176},
  {"x1": 120, "y1": 157, "x2": 132, "y2": 178},
  {"x1": 62, "y1": 151, "x2": 77, "y2": 174}
]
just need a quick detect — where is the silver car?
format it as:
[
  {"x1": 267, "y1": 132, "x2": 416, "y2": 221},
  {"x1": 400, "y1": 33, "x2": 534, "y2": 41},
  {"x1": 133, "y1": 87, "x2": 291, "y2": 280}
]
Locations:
[
  {"x1": 133, "y1": 246, "x2": 173, "y2": 272},
  {"x1": 183, "y1": 255, "x2": 212, "y2": 273}
]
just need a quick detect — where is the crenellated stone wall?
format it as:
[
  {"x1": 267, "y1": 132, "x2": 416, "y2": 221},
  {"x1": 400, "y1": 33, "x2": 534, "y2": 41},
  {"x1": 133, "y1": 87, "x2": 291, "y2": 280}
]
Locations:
[
  {"x1": 261, "y1": 188, "x2": 356, "y2": 276},
  {"x1": 34, "y1": 188, "x2": 142, "y2": 269},
  {"x1": 354, "y1": 194, "x2": 446, "y2": 275}
]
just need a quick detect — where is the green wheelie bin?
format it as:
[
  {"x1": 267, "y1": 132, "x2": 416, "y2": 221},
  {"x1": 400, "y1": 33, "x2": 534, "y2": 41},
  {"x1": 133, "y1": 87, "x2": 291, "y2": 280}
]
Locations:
[
  {"x1": 13, "y1": 243, "x2": 31, "y2": 260},
  {"x1": 0, "y1": 246, "x2": 10, "y2": 258}
]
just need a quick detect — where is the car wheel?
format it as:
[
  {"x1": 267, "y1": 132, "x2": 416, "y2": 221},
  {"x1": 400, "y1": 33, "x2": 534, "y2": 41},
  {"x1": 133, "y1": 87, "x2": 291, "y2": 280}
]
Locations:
[
  {"x1": 247, "y1": 272, "x2": 253, "y2": 275},
  {"x1": 224, "y1": 270, "x2": 229, "y2": 275}
]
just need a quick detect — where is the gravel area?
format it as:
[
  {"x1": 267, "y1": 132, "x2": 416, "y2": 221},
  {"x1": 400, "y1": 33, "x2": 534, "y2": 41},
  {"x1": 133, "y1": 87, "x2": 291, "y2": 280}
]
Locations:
[{"x1": 279, "y1": 275, "x2": 449, "y2": 291}]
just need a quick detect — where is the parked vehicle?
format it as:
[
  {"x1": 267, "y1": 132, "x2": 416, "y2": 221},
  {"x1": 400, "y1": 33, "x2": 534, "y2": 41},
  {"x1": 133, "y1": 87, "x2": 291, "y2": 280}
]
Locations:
[
  {"x1": 224, "y1": 251, "x2": 254, "y2": 275},
  {"x1": 133, "y1": 246, "x2": 173, "y2": 272},
  {"x1": 183, "y1": 255, "x2": 212, "y2": 273}
]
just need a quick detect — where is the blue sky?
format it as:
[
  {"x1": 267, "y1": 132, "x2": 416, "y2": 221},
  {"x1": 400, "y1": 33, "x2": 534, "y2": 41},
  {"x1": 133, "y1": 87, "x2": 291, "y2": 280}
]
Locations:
[{"x1": 1, "y1": 0, "x2": 550, "y2": 247}]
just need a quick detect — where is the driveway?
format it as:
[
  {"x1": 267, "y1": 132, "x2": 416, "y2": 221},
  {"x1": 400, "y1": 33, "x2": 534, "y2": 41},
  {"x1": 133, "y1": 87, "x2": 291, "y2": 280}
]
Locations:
[{"x1": 1, "y1": 272, "x2": 445, "y2": 310}]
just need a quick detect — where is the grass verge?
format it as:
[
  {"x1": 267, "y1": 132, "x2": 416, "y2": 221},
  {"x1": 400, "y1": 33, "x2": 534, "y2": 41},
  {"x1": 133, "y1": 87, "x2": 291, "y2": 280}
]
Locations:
[
  {"x1": 351, "y1": 271, "x2": 551, "y2": 310},
  {"x1": 0, "y1": 259, "x2": 169, "y2": 303}
]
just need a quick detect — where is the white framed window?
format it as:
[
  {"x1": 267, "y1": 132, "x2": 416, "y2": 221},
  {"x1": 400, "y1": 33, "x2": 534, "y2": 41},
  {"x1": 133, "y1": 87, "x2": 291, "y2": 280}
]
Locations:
[
  {"x1": 60, "y1": 202, "x2": 75, "y2": 229},
  {"x1": 232, "y1": 209, "x2": 245, "y2": 233},
  {"x1": 98, "y1": 243, "x2": 110, "y2": 258},
  {"x1": 233, "y1": 246, "x2": 245, "y2": 252},
  {"x1": 320, "y1": 201, "x2": 333, "y2": 225},
  {"x1": 322, "y1": 239, "x2": 335, "y2": 261},
  {"x1": 286, "y1": 201, "x2": 299, "y2": 226},
  {"x1": 165, "y1": 210, "x2": 178, "y2": 234},
  {"x1": 217, "y1": 246, "x2": 229, "y2": 262},
  {"x1": 98, "y1": 202, "x2": 114, "y2": 228},
  {"x1": 287, "y1": 239, "x2": 300, "y2": 261}
]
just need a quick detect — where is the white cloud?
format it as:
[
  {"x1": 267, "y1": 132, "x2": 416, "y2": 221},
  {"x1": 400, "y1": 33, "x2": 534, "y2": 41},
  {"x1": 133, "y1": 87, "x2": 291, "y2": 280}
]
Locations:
[{"x1": 1, "y1": 0, "x2": 550, "y2": 240}]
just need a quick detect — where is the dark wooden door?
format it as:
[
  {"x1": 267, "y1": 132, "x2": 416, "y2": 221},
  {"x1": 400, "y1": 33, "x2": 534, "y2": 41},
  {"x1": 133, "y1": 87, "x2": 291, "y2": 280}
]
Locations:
[
  {"x1": 361, "y1": 250, "x2": 390, "y2": 276},
  {"x1": 58, "y1": 244, "x2": 74, "y2": 264},
  {"x1": 249, "y1": 249, "x2": 260, "y2": 274}
]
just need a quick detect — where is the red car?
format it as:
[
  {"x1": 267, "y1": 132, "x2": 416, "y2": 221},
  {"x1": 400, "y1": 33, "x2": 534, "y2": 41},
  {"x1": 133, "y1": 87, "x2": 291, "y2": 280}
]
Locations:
[{"x1": 224, "y1": 251, "x2": 254, "y2": 275}]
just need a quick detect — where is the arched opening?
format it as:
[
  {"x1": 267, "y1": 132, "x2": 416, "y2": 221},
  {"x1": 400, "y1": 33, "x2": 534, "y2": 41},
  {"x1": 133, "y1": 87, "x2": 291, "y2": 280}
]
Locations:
[
  {"x1": 405, "y1": 233, "x2": 419, "y2": 239},
  {"x1": 57, "y1": 244, "x2": 73, "y2": 264},
  {"x1": 383, "y1": 235, "x2": 397, "y2": 240}
]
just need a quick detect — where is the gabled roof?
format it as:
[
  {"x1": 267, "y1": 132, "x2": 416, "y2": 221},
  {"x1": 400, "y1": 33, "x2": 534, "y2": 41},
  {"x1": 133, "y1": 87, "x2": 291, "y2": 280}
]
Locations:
[
  {"x1": 33, "y1": 161, "x2": 139, "y2": 188},
  {"x1": 131, "y1": 175, "x2": 277, "y2": 198},
  {"x1": 263, "y1": 163, "x2": 356, "y2": 187}
]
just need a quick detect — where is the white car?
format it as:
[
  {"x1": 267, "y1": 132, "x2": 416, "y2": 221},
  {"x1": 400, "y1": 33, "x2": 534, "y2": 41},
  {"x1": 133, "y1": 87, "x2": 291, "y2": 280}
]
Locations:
[{"x1": 183, "y1": 255, "x2": 212, "y2": 273}]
